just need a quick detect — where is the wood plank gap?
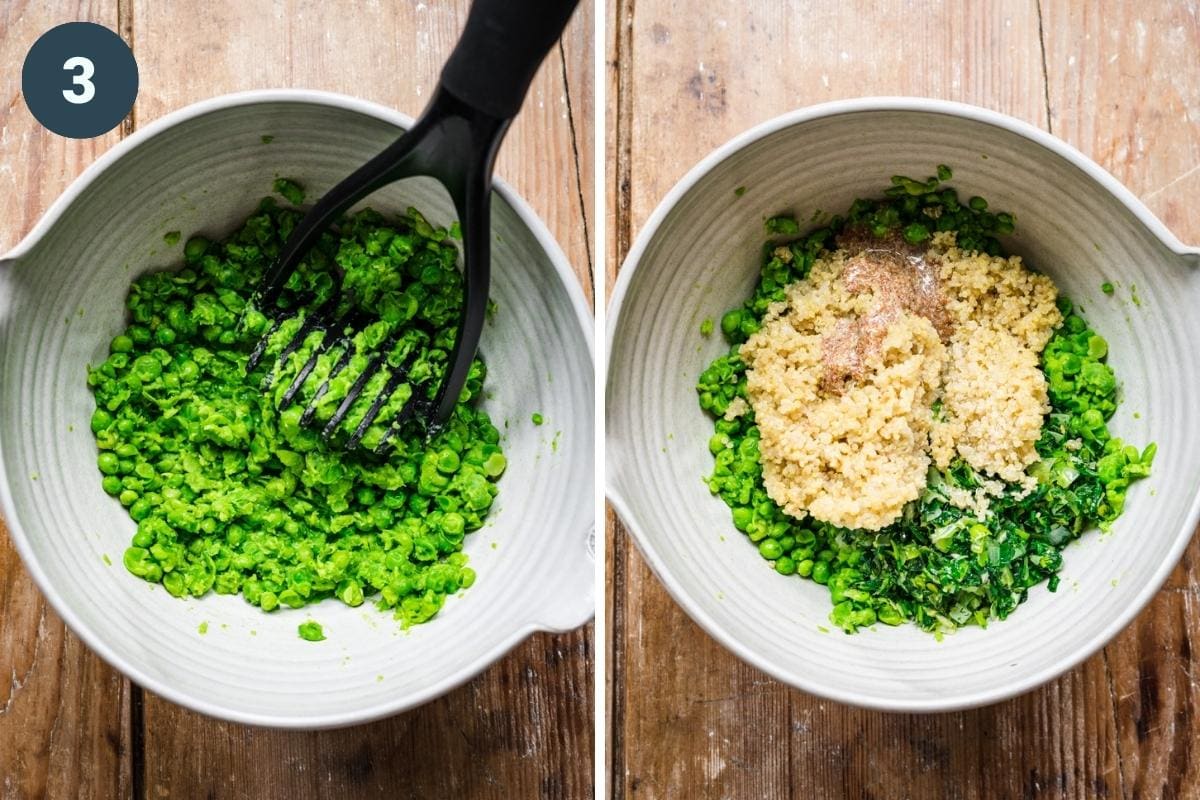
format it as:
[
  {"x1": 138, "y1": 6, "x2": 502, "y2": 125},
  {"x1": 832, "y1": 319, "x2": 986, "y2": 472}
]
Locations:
[
  {"x1": 117, "y1": 0, "x2": 136, "y2": 135},
  {"x1": 1165, "y1": 591, "x2": 1197, "y2": 799},
  {"x1": 612, "y1": 0, "x2": 635, "y2": 269},
  {"x1": 557, "y1": 40, "x2": 594, "y2": 287},
  {"x1": 130, "y1": 685, "x2": 145, "y2": 800},
  {"x1": 1034, "y1": 0, "x2": 1052, "y2": 134},
  {"x1": 608, "y1": 519, "x2": 629, "y2": 800},
  {"x1": 609, "y1": 0, "x2": 636, "y2": 792},
  {"x1": 785, "y1": 689, "x2": 794, "y2": 800},
  {"x1": 1102, "y1": 648, "x2": 1130, "y2": 800}
]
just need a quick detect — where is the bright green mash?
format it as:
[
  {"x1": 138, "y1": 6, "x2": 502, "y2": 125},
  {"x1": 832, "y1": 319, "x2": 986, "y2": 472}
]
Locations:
[
  {"x1": 698, "y1": 167, "x2": 1154, "y2": 636},
  {"x1": 88, "y1": 182, "x2": 505, "y2": 629}
]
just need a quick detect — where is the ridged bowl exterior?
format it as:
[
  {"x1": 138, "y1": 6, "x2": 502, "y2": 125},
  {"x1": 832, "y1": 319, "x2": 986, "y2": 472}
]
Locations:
[
  {"x1": 0, "y1": 91, "x2": 594, "y2": 728},
  {"x1": 607, "y1": 98, "x2": 1200, "y2": 711}
]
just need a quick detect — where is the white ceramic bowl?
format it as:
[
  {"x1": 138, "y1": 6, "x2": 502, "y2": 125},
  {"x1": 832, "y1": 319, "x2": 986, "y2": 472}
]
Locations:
[
  {"x1": 607, "y1": 97, "x2": 1200, "y2": 712},
  {"x1": 0, "y1": 90, "x2": 594, "y2": 728}
]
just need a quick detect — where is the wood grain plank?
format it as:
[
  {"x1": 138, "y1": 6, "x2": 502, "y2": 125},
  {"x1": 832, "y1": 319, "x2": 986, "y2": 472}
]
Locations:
[
  {"x1": 620, "y1": 0, "x2": 1049, "y2": 260},
  {"x1": 605, "y1": 0, "x2": 633, "y2": 792},
  {"x1": 607, "y1": 1, "x2": 1200, "y2": 798},
  {"x1": 126, "y1": 1, "x2": 594, "y2": 796},
  {"x1": 0, "y1": 2, "x2": 135, "y2": 798},
  {"x1": 1041, "y1": 4, "x2": 1200, "y2": 797},
  {"x1": 1041, "y1": 0, "x2": 1200, "y2": 239},
  {"x1": 611, "y1": 4, "x2": 1051, "y2": 796},
  {"x1": 560, "y1": 0, "x2": 597, "y2": 293},
  {"x1": 137, "y1": 630, "x2": 592, "y2": 799},
  {"x1": 783, "y1": 653, "x2": 1125, "y2": 799},
  {"x1": 130, "y1": 0, "x2": 592, "y2": 297}
]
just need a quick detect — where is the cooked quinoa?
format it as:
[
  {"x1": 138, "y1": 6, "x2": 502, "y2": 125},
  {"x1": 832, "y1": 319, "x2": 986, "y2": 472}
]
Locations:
[{"x1": 739, "y1": 232, "x2": 1061, "y2": 531}]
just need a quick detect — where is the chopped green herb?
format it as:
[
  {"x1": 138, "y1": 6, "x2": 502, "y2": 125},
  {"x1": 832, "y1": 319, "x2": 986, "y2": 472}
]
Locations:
[
  {"x1": 764, "y1": 215, "x2": 801, "y2": 236},
  {"x1": 198, "y1": 621, "x2": 209, "y2": 635},
  {"x1": 700, "y1": 318, "x2": 714, "y2": 336},
  {"x1": 1101, "y1": 281, "x2": 1115, "y2": 295},
  {"x1": 734, "y1": 186, "x2": 747, "y2": 197},
  {"x1": 260, "y1": 135, "x2": 274, "y2": 144},
  {"x1": 532, "y1": 412, "x2": 544, "y2": 426},
  {"x1": 163, "y1": 231, "x2": 181, "y2": 247}
]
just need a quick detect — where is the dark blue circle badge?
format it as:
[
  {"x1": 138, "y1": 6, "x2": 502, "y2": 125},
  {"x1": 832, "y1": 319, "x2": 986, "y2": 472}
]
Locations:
[{"x1": 22, "y1": 22, "x2": 139, "y2": 139}]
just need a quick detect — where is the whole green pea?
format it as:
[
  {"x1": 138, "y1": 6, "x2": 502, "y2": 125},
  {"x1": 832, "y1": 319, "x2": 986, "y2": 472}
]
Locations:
[
  {"x1": 758, "y1": 539, "x2": 784, "y2": 560},
  {"x1": 184, "y1": 236, "x2": 209, "y2": 263},
  {"x1": 91, "y1": 408, "x2": 113, "y2": 434},
  {"x1": 720, "y1": 309, "x2": 743, "y2": 339}
]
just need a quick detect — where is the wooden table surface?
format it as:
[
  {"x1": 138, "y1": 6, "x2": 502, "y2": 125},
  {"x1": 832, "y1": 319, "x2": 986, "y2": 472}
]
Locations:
[
  {"x1": 607, "y1": 2, "x2": 1200, "y2": 798},
  {"x1": 0, "y1": 2, "x2": 594, "y2": 798}
]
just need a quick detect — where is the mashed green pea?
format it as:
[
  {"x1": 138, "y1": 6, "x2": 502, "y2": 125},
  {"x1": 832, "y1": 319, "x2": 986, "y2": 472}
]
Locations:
[
  {"x1": 88, "y1": 188, "x2": 506, "y2": 632},
  {"x1": 298, "y1": 621, "x2": 325, "y2": 642}
]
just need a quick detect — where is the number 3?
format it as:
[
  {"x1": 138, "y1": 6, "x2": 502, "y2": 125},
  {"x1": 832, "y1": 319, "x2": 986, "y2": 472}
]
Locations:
[{"x1": 62, "y1": 56, "x2": 96, "y2": 105}]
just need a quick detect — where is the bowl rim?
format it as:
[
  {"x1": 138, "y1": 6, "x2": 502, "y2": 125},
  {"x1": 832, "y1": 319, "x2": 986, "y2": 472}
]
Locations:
[
  {"x1": 0, "y1": 88, "x2": 595, "y2": 729},
  {"x1": 605, "y1": 95, "x2": 1200, "y2": 712}
]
